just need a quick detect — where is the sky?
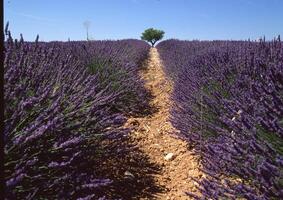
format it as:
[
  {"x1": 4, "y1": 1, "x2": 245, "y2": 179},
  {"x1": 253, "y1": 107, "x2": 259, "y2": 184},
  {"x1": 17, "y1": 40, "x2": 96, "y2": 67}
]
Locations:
[{"x1": 4, "y1": 0, "x2": 283, "y2": 41}]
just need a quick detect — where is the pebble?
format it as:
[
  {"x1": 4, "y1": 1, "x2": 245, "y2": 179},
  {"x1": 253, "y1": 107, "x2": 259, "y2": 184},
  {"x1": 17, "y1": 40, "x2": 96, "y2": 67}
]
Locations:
[
  {"x1": 124, "y1": 171, "x2": 135, "y2": 179},
  {"x1": 164, "y1": 153, "x2": 175, "y2": 161}
]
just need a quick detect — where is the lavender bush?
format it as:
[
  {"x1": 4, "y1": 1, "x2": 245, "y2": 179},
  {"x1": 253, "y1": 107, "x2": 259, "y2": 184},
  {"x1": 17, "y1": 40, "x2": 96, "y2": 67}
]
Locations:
[
  {"x1": 4, "y1": 25, "x2": 150, "y2": 199},
  {"x1": 157, "y1": 38, "x2": 283, "y2": 199}
]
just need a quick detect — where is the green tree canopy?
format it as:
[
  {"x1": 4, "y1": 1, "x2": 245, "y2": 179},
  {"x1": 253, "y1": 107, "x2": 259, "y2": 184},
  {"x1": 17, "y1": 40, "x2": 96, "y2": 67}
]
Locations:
[{"x1": 141, "y1": 28, "x2": 165, "y2": 47}]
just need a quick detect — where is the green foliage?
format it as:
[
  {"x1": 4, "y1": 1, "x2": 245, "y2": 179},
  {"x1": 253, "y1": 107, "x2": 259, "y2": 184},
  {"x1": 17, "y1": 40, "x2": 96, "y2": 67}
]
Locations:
[
  {"x1": 196, "y1": 81, "x2": 230, "y2": 139},
  {"x1": 257, "y1": 125, "x2": 283, "y2": 156},
  {"x1": 88, "y1": 57, "x2": 112, "y2": 74},
  {"x1": 141, "y1": 28, "x2": 165, "y2": 47},
  {"x1": 87, "y1": 58, "x2": 127, "y2": 92}
]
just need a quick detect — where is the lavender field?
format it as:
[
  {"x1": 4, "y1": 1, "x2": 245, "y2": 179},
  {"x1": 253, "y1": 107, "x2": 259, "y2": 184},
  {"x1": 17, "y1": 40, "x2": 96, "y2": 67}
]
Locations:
[
  {"x1": 4, "y1": 26, "x2": 152, "y2": 199},
  {"x1": 4, "y1": 28, "x2": 283, "y2": 200},
  {"x1": 157, "y1": 38, "x2": 283, "y2": 199}
]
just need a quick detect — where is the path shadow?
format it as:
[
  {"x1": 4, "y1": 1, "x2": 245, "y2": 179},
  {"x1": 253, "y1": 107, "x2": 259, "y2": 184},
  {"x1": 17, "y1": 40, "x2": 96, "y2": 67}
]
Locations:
[
  {"x1": 92, "y1": 52, "x2": 165, "y2": 199},
  {"x1": 124, "y1": 56, "x2": 159, "y2": 118},
  {"x1": 93, "y1": 137, "x2": 165, "y2": 199}
]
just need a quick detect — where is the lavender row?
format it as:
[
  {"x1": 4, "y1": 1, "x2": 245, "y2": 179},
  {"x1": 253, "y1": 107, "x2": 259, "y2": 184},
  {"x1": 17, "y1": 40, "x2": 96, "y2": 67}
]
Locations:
[
  {"x1": 4, "y1": 26, "x2": 150, "y2": 199},
  {"x1": 157, "y1": 38, "x2": 283, "y2": 199}
]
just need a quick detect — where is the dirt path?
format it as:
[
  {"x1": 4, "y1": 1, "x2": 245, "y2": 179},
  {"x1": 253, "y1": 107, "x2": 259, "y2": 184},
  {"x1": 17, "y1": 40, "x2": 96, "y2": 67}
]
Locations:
[{"x1": 124, "y1": 48, "x2": 204, "y2": 199}]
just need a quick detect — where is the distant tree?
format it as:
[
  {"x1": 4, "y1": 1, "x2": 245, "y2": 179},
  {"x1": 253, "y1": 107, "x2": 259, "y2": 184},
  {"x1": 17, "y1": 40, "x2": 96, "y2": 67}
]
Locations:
[
  {"x1": 141, "y1": 28, "x2": 165, "y2": 47},
  {"x1": 83, "y1": 20, "x2": 91, "y2": 41}
]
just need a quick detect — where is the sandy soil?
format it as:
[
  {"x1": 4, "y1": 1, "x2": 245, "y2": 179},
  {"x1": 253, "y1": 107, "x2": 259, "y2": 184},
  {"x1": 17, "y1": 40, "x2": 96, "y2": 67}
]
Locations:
[{"x1": 122, "y1": 48, "x2": 204, "y2": 199}]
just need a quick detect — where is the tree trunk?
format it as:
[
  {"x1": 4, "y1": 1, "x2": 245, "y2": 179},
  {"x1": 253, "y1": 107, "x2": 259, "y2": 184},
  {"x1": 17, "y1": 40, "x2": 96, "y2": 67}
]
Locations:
[{"x1": 87, "y1": 30, "x2": 89, "y2": 41}]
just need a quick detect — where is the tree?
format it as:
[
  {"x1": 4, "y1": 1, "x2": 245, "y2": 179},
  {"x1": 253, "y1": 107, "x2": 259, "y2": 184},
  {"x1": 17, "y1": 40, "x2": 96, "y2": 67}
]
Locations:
[
  {"x1": 141, "y1": 28, "x2": 165, "y2": 47},
  {"x1": 83, "y1": 20, "x2": 91, "y2": 41}
]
